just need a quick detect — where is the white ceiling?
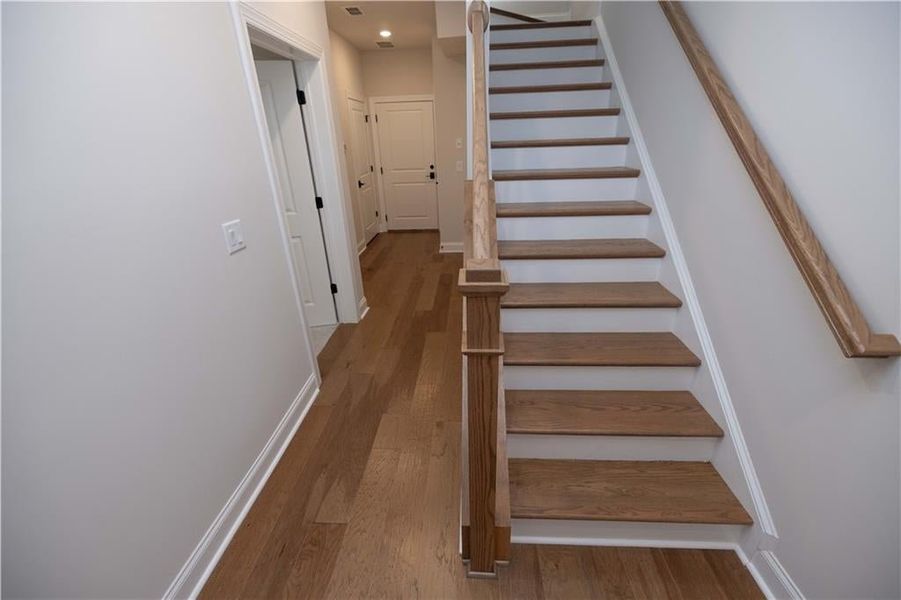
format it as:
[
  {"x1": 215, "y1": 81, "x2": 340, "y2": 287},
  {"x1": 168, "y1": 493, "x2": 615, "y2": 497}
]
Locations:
[{"x1": 326, "y1": 1, "x2": 437, "y2": 51}]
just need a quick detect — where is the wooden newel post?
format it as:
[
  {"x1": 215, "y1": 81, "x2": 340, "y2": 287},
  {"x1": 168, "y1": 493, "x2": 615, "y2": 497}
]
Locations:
[{"x1": 459, "y1": 267, "x2": 508, "y2": 577}]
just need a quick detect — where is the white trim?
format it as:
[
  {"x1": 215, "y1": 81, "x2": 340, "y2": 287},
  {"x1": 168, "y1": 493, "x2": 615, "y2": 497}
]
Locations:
[
  {"x1": 738, "y1": 548, "x2": 805, "y2": 600},
  {"x1": 358, "y1": 295, "x2": 370, "y2": 321},
  {"x1": 163, "y1": 374, "x2": 319, "y2": 600},
  {"x1": 594, "y1": 14, "x2": 778, "y2": 540},
  {"x1": 439, "y1": 241, "x2": 464, "y2": 253}
]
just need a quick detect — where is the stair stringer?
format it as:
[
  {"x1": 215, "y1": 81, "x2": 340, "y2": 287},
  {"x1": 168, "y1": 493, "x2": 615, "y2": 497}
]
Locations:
[{"x1": 583, "y1": 14, "x2": 779, "y2": 556}]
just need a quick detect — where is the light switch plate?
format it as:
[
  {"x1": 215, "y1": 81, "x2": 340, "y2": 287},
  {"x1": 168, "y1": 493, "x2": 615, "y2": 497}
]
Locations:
[
  {"x1": 455, "y1": 160, "x2": 464, "y2": 172},
  {"x1": 221, "y1": 219, "x2": 246, "y2": 254}
]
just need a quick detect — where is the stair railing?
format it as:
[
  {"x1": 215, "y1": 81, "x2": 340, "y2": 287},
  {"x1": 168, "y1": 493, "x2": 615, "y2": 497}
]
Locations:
[
  {"x1": 660, "y1": 1, "x2": 900, "y2": 358},
  {"x1": 459, "y1": 0, "x2": 511, "y2": 578}
]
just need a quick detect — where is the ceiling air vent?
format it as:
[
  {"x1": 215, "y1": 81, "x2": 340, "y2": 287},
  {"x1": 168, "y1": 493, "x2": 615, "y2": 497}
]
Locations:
[
  {"x1": 376, "y1": 41, "x2": 395, "y2": 48},
  {"x1": 344, "y1": 6, "x2": 363, "y2": 15}
]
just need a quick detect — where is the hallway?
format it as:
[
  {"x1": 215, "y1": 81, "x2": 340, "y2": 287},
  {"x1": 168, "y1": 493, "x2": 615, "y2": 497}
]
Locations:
[{"x1": 201, "y1": 232, "x2": 763, "y2": 599}]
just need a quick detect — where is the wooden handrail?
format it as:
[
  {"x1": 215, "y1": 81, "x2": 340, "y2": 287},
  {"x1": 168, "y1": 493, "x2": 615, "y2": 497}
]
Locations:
[
  {"x1": 458, "y1": 0, "x2": 510, "y2": 578},
  {"x1": 660, "y1": 1, "x2": 900, "y2": 358}
]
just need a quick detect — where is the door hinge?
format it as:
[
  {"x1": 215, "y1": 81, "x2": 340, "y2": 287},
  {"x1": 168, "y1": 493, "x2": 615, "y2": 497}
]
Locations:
[
  {"x1": 330, "y1": 283, "x2": 338, "y2": 294},
  {"x1": 375, "y1": 114, "x2": 379, "y2": 123},
  {"x1": 296, "y1": 89, "x2": 307, "y2": 106},
  {"x1": 364, "y1": 114, "x2": 369, "y2": 123},
  {"x1": 370, "y1": 165, "x2": 374, "y2": 172},
  {"x1": 380, "y1": 166, "x2": 384, "y2": 175},
  {"x1": 376, "y1": 210, "x2": 379, "y2": 217},
  {"x1": 315, "y1": 196, "x2": 323, "y2": 209}
]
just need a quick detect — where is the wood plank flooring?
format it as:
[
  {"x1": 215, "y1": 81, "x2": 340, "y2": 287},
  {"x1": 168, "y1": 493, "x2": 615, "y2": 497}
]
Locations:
[{"x1": 200, "y1": 231, "x2": 763, "y2": 599}]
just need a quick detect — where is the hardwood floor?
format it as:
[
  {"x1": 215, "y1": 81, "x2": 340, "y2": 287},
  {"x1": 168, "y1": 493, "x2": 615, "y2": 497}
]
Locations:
[{"x1": 200, "y1": 231, "x2": 763, "y2": 599}]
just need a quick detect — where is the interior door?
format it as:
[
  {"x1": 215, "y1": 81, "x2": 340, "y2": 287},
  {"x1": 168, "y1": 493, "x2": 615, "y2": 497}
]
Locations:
[
  {"x1": 254, "y1": 60, "x2": 337, "y2": 327},
  {"x1": 374, "y1": 100, "x2": 438, "y2": 230},
  {"x1": 348, "y1": 98, "x2": 379, "y2": 244}
]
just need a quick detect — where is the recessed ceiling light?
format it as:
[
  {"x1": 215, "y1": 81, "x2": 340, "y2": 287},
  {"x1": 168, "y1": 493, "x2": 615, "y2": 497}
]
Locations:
[{"x1": 379, "y1": 30, "x2": 392, "y2": 38}]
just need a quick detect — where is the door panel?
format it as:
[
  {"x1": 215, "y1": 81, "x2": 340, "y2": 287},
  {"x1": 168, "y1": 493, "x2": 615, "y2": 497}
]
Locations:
[
  {"x1": 255, "y1": 60, "x2": 337, "y2": 327},
  {"x1": 348, "y1": 98, "x2": 379, "y2": 244},
  {"x1": 375, "y1": 100, "x2": 438, "y2": 230}
]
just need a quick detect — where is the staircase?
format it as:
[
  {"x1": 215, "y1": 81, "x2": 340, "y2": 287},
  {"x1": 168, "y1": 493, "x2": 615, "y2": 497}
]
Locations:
[{"x1": 487, "y1": 13, "x2": 753, "y2": 547}]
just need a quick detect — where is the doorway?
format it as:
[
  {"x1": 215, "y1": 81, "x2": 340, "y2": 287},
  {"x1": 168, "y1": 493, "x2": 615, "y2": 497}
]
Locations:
[
  {"x1": 370, "y1": 96, "x2": 439, "y2": 230},
  {"x1": 347, "y1": 97, "x2": 380, "y2": 247},
  {"x1": 253, "y1": 57, "x2": 338, "y2": 333}
]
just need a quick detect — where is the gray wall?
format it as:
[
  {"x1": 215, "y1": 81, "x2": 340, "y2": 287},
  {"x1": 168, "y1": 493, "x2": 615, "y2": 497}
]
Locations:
[
  {"x1": 2, "y1": 2, "x2": 332, "y2": 596},
  {"x1": 599, "y1": 1, "x2": 899, "y2": 597}
]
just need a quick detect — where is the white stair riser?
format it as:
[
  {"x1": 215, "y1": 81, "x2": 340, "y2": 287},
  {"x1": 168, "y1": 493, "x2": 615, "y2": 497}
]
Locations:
[
  {"x1": 489, "y1": 14, "x2": 527, "y2": 25},
  {"x1": 491, "y1": 145, "x2": 628, "y2": 170},
  {"x1": 511, "y1": 520, "x2": 745, "y2": 548},
  {"x1": 504, "y1": 365, "x2": 697, "y2": 390},
  {"x1": 490, "y1": 65, "x2": 605, "y2": 87},
  {"x1": 502, "y1": 257, "x2": 660, "y2": 282},
  {"x1": 489, "y1": 26, "x2": 595, "y2": 43},
  {"x1": 490, "y1": 44, "x2": 598, "y2": 64},
  {"x1": 501, "y1": 307, "x2": 677, "y2": 332},
  {"x1": 494, "y1": 178, "x2": 638, "y2": 202},
  {"x1": 497, "y1": 214, "x2": 648, "y2": 240},
  {"x1": 491, "y1": 115, "x2": 618, "y2": 139},
  {"x1": 507, "y1": 434, "x2": 717, "y2": 461},
  {"x1": 489, "y1": 89, "x2": 612, "y2": 112}
]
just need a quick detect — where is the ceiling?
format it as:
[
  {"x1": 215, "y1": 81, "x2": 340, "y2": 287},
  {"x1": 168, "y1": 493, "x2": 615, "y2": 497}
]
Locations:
[{"x1": 326, "y1": 1, "x2": 437, "y2": 50}]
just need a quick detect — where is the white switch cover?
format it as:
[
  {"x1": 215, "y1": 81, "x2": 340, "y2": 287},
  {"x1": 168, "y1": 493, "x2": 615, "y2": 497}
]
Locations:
[
  {"x1": 221, "y1": 219, "x2": 246, "y2": 254},
  {"x1": 455, "y1": 160, "x2": 464, "y2": 172}
]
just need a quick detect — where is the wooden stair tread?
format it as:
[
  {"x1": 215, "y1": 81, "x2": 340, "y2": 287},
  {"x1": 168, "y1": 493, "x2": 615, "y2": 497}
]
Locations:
[
  {"x1": 493, "y1": 167, "x2": 639, "y2": 181},
  {"x1": 490, "y1": 38, "x2": 597, "y2": 50},
  {"x1": 490, "y1": 59, "x2": 604, "y2": 71},
  {"x1": 499, "y1": 238, "x2": 664, "y2": 260},
  {"x1": 504, "y1": 332, "x2": 701, "y2": 367},
  {"x1": 490, "y1": 6, "x2": 543, "y2": 23},
  {"x1": 490, "y1": 82, "x2": 613, "y2": 94},
  {"x1": 506, "y1": 390, "x2": 723, "y2": 437},
  {"x1": 491, "y1": 20, "x2": 592, "y2": 31},
  {"x1": 496, "y1": 200, "x2": 649, "y2": 218},
  {"x1": 501, "y1": 281, "x2": 681, "y2": 308},
  {"x1": 509, "y1": 459, "x2": 753, "y2": 524},
  {"x1": 491, "y1": 108, "x2": 620, "y2": 120},
  {"x1": 492, "y1": 137, "x2": 629, "y2": 149}
]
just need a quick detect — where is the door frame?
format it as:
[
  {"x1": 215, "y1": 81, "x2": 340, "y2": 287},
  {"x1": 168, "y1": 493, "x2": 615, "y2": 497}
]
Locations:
[
  {"x1": 368, "y1": 94, "x2": 439, "y2": 233},
  {"x1": 231, "y1": 3, "x2": 367, "y2": 337},
  {"x1": 346, "y1": 93, "x2": 377, "y2": 253}
]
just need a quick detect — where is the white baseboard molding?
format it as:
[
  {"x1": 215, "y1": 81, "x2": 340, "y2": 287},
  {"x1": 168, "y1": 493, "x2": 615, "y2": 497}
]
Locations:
[
  {"x1": 357, "y1": 295, "x2": 369, "y2": 322},
  {"x1": 163, "y1": 374, "x2": 319, "y2": 599},
  {"x1": 737, "y1": 548, "x2": 804, "y2": 600},
  {"x1": 439, "y1": 241, "x2": 463, "y2": 254}
]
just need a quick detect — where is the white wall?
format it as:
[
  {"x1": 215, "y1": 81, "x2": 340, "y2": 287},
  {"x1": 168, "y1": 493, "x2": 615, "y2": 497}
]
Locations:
[
  {"x1": 362, "y1": 47, "x2": 434, "y2": 97},
  {"x1": 328, "y1": 30, "x2": 367, "y2": 249},
  {"x1": 432, "y1": 36, "x2": 467, "y2": 252},
  {"x1": 2, "y1": 2, "x2": 349, "y2": 597},
  {"x1": 599, "y1": 1, "x2": 900, "y2": 597}
]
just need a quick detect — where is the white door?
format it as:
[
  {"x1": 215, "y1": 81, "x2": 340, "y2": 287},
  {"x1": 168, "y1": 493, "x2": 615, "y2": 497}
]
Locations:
[
  {"x1": 348, "y1": 98, "x2": 379, "y2": 244},
  {"x1": 374, "y1": 100, "x2": 438, "y2": 230},
  {"x1": 255, "y1": 60, "x2": 337, "y2": 327}
]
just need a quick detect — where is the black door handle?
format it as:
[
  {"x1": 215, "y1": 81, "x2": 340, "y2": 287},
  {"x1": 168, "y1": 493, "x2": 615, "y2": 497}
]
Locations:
[
  {"x1": 358, "y1": 180, "x2": 364, "y2": 188},
  {"x1": 429, "y1": 172, "x2": 435, "y2": 180}
]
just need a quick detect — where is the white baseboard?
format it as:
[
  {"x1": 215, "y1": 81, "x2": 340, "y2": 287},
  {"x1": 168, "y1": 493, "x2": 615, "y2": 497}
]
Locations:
[
  {"x1": 737, "y1": 548, "x2": 804, "y2": 600},
  {"x1": 439, "y1": 241, "x2": 463, "y2": 254},
  {"x1": 163, "y1": 374, "x2": 319, "y2": 599},
  {"x1": 357, "y1": 295, "x2": 369, "y2": 321}
]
